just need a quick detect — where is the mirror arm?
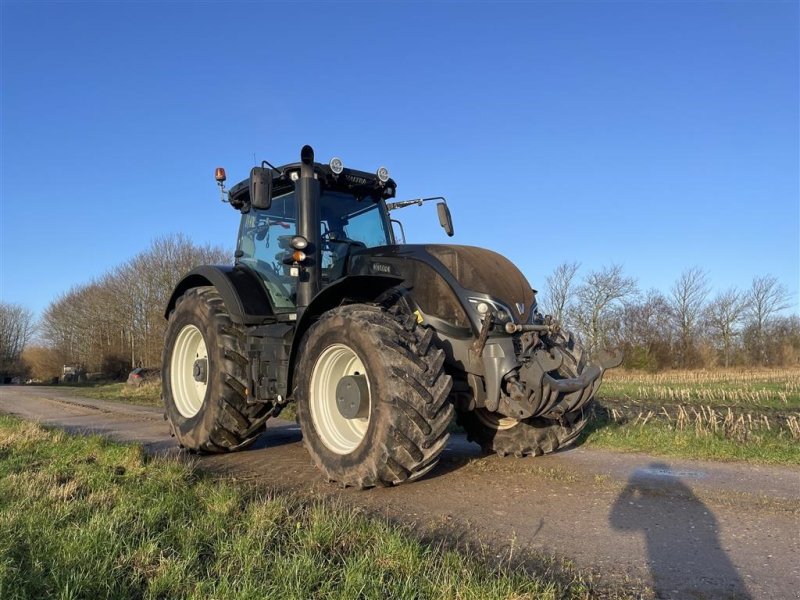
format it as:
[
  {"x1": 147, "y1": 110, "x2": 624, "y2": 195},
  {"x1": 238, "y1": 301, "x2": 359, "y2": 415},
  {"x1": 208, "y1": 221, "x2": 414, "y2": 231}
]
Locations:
[{"x1": 386, "y1": 196, "x2": 447, "y2": 211}]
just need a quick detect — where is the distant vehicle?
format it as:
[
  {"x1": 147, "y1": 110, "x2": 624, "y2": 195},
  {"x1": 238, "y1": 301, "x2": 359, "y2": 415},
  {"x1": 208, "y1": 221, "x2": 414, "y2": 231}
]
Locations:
[
  {"x1": 127, "y1": 368, "x2": 159, "y2": 387},
  {"x1": 62, "y1": 365, "x2": 86, "y2": 383}
]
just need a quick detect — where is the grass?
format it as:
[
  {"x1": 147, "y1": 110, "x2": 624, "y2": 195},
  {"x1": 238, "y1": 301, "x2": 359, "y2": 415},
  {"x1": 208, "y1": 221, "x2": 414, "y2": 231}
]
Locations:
[
  {"x1": 64, "y1": 380, "x2": 162, "y2": 407},
  {"x1": 587, "y1": 368, "x2": 800, "y2": 464},
  {"x1": 0, "y1": 415, "x2": 622, "y2": 600},
  {"x1": 580, "y1": 411, "x2": 800, "y2": 465}
]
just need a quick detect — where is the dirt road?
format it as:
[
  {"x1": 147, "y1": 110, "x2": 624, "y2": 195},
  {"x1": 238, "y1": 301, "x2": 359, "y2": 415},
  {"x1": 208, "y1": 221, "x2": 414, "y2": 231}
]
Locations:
[{"x1": 1, "y1": 385, "x2": 798, "y2": 600}]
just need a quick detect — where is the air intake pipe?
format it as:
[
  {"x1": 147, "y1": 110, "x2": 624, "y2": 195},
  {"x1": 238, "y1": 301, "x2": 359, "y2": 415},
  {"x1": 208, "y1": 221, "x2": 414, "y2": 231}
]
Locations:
[{"x1": 296, "y1": 145, "x2": 321, "y2": 308}]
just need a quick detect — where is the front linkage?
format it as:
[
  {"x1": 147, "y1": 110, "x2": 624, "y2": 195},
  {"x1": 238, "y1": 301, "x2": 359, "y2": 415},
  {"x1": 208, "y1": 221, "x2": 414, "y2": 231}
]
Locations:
[{"x1": 479, "y1": 319, "x2": 623, "y2": 421}]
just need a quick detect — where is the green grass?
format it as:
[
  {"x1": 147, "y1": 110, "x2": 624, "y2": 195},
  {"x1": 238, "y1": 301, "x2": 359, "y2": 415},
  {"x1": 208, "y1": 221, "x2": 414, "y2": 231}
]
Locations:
[
  {"x1": 0, "y1": 415, "x2": 620, "y2": 600},
  {"x1": 588, "y1": 368, "x2": 800, "y2": 464},
  {"x1": 64, "y1": 380, "x2": 162, "y2": 407},
  {"x1": 581, "y1": 415, "x2": 800, "y2": 465}
]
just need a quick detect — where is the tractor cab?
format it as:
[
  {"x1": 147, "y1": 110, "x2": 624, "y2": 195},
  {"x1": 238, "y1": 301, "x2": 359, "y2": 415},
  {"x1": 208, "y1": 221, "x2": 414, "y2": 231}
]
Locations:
[
  {"x1": 222, "y1": 152, "x2": 396, "y2": 311},
  {"x1": 234, "y1": 187, "x2": 394, "y2": 310},
  {"x1": 219, "y1": 146, "x2": 453, "y2": 311}
]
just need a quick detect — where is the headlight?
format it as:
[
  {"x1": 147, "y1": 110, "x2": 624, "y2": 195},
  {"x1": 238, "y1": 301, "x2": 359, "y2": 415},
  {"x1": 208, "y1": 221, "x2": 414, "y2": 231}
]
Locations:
[{"x1": 468, "y1": 297, "x2": 515, "y2": 323}]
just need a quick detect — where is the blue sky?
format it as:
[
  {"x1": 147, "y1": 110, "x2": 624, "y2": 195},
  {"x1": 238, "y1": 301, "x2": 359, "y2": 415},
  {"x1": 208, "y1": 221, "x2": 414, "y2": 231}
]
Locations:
[{"x1": 2, "y1": 1, "x2": 798, "y2": 317}]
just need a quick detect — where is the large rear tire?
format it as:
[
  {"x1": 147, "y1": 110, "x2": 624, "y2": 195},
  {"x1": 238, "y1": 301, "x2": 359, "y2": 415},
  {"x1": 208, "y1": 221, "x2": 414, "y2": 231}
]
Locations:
[
  {"x1": 295, "y1": 304, "x2": 453, "y2": 488},
  {"x1": 458, "y1": 329, "x2": 591, "y2": 457},
  {"x1": 162, "y1": 286, "x2": 273, "y2": 452}
]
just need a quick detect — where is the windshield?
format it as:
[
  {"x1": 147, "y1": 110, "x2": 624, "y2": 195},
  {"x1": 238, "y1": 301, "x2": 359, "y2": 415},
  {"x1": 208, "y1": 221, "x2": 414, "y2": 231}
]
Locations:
[
  {"x1": 236, "y1": 190, "x2": 391, "y2": 310},
  {"x1": 320, "y1": 191, "x2": 391, "y2": 247}
]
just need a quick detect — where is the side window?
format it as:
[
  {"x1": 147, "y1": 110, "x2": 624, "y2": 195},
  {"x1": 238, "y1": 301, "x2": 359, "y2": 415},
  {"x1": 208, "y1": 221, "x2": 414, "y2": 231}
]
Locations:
[{"x1": 237, "y1": 192, "x2": 297, "y2": 310}]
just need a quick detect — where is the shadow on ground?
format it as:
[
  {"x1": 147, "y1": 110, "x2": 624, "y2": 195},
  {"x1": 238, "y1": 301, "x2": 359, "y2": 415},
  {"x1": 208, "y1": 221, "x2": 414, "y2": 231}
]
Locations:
[{"x1": 610, "y1": 462, "x2": 752, "y2": 600}]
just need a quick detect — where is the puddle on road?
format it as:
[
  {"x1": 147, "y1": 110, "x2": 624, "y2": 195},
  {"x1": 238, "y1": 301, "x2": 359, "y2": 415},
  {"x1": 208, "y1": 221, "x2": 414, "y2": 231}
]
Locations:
[{"x1": 634, "y1": 466, "x2": 707, "y2": 479}]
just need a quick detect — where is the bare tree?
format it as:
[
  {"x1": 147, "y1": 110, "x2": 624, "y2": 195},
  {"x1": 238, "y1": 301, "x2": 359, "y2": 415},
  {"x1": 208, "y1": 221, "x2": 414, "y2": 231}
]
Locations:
[
  {"x1": 617, "y1": 289, "x2": 673, "y2": 370},
  {"x1": 542, "y1": 261, "x2": 580, "y2": 327},
  {"x1": 39, "y1": 234, "x2": 230, "y2": 373},
  {"x1": 669, "y1": 267, "x2": 709, "y2": 368},
  {"x1": 22, "y1": 345, "x2": 66, "y2": 381},
  {"x1": 705, "y1": 288, "x2": 748, "y2": 368},
  {"x1": 0, "y1": 302, "x2": 35, "y2": 377},
  {"x1": 746, "y1": 275, "x2": 791, "y2": 365},
  {"x1": 570, "y1": 264, "x2": 637, "y2": 357}
]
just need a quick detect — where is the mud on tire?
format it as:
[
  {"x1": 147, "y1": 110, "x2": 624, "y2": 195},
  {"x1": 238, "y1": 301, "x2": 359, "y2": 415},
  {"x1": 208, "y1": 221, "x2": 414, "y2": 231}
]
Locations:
[
  {"x1": 457, "y1": 407, "x2": 589, "y2": 457},
  {"x1": 458, "y1": 329, "x2": 590, "y2": 457},
  {"x1": 162, "y1": 286, "x2": 273, "y2": 452},
  {"x1": 295, "y1": 304, "x2": 453, "y2": 488}
]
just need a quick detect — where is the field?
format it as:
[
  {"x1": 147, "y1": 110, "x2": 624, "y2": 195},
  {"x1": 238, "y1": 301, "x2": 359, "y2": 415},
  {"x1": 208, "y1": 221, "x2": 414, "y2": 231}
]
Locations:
[
  {"x1": 588, "y1": 368, "x2": 800, "y2": 464},
  {"x1": 0, "y1": 415, "x2": 609, "y2": 600},
  {"x1": 599, "y1": 368, "x2": 800, "y2": 410},
  {"x1": 62, "y1": 367, "x2": 800, "y2": 465}
]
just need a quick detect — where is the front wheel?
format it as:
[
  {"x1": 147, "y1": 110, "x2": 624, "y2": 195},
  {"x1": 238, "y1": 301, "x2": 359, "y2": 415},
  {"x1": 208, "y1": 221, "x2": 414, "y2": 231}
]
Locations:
[
  {"x1": 295, "y1": 304, "x2": 453, "y2": 488},
  {"x1": 457, "y1": 408, "x2": 589, "y2": 457},
  {"x1": 458, "y1": 328, "x2": 592, "y2": 457},
  {"x1": 162, "y1": 286, "x2": 273, "y2": 452}
]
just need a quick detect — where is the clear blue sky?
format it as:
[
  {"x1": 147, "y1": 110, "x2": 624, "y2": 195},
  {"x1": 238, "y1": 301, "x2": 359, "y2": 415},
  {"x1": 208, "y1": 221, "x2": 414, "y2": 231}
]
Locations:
[{"x1": 2, "y1": 1, "x2": 798, "y2": 317}]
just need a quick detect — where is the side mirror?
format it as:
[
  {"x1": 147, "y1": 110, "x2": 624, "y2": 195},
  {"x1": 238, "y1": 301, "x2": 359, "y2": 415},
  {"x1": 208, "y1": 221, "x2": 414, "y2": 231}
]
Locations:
[
  {"x1": 436, "y1": 202, "x2": 454, "y2": 237},
  {"x1": 250, "y1": 167, "x2": 272, "y2": 210}
]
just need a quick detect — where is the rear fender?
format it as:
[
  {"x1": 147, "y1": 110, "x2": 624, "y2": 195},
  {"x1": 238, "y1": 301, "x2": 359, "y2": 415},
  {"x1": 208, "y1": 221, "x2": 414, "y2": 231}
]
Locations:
[{"x1": 164, "y1": 265, "x2": 274, "y2": 325}]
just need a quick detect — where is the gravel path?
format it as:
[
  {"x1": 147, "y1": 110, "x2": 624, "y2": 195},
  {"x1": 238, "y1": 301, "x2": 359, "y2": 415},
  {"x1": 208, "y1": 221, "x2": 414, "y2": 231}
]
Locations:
[{"x1": 2, "y1": 385, "x2": 798, "y2": 599}]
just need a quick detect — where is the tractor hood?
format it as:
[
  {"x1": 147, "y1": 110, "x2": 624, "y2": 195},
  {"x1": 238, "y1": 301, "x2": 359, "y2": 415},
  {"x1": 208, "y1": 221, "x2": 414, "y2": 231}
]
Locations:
[
  {"x1": 349, "y1": 244, "x2": 536, "y2": 329},
  {"x1": 424, "y1": 245, "x2": 536, "y2": 324}
]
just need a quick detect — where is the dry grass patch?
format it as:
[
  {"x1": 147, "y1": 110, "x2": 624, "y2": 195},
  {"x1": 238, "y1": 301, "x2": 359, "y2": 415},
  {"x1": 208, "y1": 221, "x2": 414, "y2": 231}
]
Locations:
[{"x1": 600, "y1": 367, "x2": 800, "y2": 409}]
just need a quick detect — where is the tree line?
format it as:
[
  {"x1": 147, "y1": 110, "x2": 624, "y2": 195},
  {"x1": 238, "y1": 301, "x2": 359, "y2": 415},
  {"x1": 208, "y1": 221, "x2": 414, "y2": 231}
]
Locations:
[
  {"x1": 2, "y1": 240, "x2": 797, "y2": 381},
  {"x1": 16, "y1": 234, "x2": 228, "y2": 380},
  {"x1": 541, "y1": 262, "x2": 798, "y2": 370}
]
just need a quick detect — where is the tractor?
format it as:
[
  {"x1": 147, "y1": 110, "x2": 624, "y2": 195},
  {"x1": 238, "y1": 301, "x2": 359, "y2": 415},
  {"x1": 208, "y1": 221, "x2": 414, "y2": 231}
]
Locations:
[{"x1": 162, "y1": 145, "x2": 621, "y2": 488}]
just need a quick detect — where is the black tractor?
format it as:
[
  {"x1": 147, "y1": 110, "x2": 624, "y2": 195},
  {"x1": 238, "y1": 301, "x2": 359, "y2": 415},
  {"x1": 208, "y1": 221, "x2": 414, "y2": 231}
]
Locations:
[{"x1": 162, "y1": 145, "x2": 621, "y2": 488}]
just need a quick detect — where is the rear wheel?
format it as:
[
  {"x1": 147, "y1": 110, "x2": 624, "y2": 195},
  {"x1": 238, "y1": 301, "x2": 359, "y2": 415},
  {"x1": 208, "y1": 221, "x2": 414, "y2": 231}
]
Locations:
[
  {"x1": 295, "y1": 304, "x2": 453, "y2": 488},
  {"x1": 162, "y1": 286, "x2": 273, "y2": 452},
  {"x1": 458, "y1": 329, "x2": 591, "y2": 457}
]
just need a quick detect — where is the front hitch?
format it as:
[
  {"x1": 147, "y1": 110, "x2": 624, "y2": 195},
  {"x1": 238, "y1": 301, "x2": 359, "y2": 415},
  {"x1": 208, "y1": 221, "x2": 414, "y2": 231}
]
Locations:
[{"x1": 498, "y1": 345, "x2": 623, "y2": 421}]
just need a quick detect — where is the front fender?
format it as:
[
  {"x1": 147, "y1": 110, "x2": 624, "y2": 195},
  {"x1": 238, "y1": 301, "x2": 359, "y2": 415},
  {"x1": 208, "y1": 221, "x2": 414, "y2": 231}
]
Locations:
[{"x1": 287, "y1": 274, "x2": 405, "y2": 396}]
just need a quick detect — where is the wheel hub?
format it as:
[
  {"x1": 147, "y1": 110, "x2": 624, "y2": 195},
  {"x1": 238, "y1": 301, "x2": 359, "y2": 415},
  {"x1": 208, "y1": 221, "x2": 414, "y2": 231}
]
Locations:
[
  {"x1": 309, "y1": 343, "x2": 371, "y2": 455},
  {"x1": 335, "y1": 374, "x2": 368, "y2": 419},
  {"x1": 170, "y1": 324, "x2": 209, "y2": 419},
  {"x1": 192, "y1": 358, "x2": 207, "y2": 383}
]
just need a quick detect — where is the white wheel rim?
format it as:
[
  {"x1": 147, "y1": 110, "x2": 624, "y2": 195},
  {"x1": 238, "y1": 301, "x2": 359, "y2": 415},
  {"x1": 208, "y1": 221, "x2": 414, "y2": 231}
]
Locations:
[
  {"x1": 309, "y1": 343, "x2": 371, "y2": 454},
  {"x1": 475, "y1": 408, "x2": 519, "y2": 431},
  {"x1": 170, "y1": 324, "x2": 209, "y2": 418}
]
